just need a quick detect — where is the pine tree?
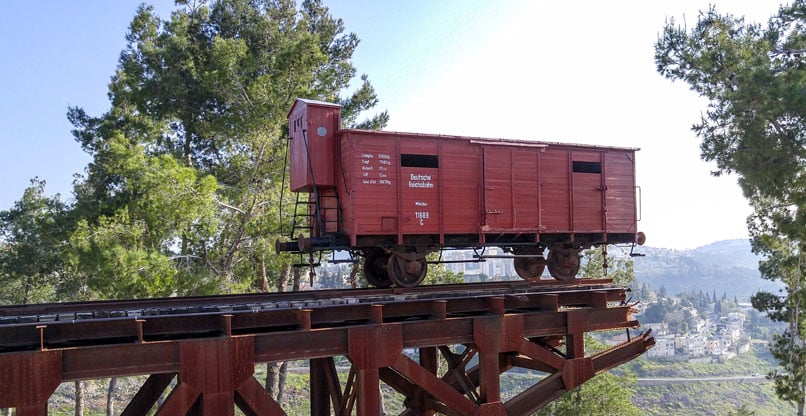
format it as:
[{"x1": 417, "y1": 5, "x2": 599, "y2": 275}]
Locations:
[
  {"x1": 66, "y1": 0, "x2": 388, "y2": 296},
  {"x1": 0, "y1": 179, "x2": 69, "y2": 304},
  {"x1": 656, "y1": 3, "x2": 806, "y2": 412}
]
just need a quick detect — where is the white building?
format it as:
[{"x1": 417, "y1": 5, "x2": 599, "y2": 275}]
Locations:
[
  {"x1": 728, "y1": 312, "x2": 746, "y2": 326},
  {"x1": 647, "y1": 336, "x2": 676, "y2": 358},
  {"x1": 706, "y1": 338, "x2": 722, "y2": 355},
  {"x1": 691, "y1": 318, "x2": 707, "y2": 334},
  {"x1": 726, "y1": 324, "x2": 742, "y2": 342},
  {"x1": 706, "y1": 337, "x2": 732, "y2": 356},
  {"x1": 444, "y1": 248, "x2": 516, "y2": 280},
  {"x1": 685, "y1": 334, "x2": 707, "y2": 356}
]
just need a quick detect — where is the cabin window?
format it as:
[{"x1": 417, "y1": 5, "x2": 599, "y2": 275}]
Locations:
[
  {"x1": 572, "y1": 161, "x2": 601, "y2": 174},
  {"x1": 401, "y1": 154, "x2": 439, "y2": 168}
]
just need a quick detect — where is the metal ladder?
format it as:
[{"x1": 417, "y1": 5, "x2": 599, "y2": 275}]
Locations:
[{"x1": 289, "y1": 189, "x2": 341, "y2": 239}]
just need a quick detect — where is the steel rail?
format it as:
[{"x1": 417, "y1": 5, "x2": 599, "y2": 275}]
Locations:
[{"x1": 0, "y1": 278, "x2": 616, "y2": 325}]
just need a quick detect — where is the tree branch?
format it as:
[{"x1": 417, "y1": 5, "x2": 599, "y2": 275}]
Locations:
[{"x1": 214, "y1": 198, "x2": 246, "y2": 215}]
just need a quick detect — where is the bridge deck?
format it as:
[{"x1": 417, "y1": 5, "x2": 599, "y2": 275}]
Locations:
[{"x1": 0, "y1": 280, "x2": 654, "y2": 415}]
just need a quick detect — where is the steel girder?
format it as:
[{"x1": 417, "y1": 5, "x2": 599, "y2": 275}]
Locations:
[{"x1": 0, "y1": 291, "x2": 653, "y2": 415}]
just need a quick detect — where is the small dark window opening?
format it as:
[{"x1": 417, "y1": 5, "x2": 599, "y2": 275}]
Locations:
[
  {"x1": 573, "y1": 161, "x2": 601, "y2": 174},
  {"x1": 401, "y1": 154, "x2": 439, "y2": 168}
]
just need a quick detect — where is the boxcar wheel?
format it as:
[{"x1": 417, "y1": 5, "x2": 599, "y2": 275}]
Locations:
[
  {"x1": 514, "y1": 257, "x2": 546, "y2": 280},
  {"x1": 547, "y1": 246, "x2": 580, "y2": 282},
  {"x1": 388, "y1": 254, "x2": 427, "y2": 288},
  {"x1": 513, "y1": 247, "x2": 546, "y2": 280},
  {"x1": 363, "y1": 250, "x2": 393, "y2": 288}
]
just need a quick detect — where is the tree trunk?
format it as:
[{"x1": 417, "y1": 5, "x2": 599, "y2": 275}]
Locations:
[
  {"x1": 75, "y1": 380, "x2": 84, "y2": 416},
  {"x1": 107, "y1": 377, "x2": 117, "y2": 416},
  {"x1": 266, "y1": 263, "x2": 292, "y2": 398},
  {"x1": 278, "y1": 263, "x2": 290, "y2": 293},
  {"x1": 308, "y1": 254, "x2": 316, "y2": 288},
  {"x1": 265, "y1": 361, "x2": 291, "y2": 405},
  {"x1": 258, "y1": 255, "x2": 270, "y2": 292},
  {"x1": 266, "y1": 361, "x2": 281, "y2": 400},
  {"x1": 272, "y1": 267, "x2": 300, "y2": 404},
  {"x1": 293, "y1": 267, "x2": 302, "y2": 292},
  {"x1": 277, "y1": 361, "x2": 289, "y2": 404},
  {"x1": 183, "y1": 126, "x2": 193, "y2": 167},
  {"x1": 349, "y1": 262, "x2": 359, "y2": 289}
]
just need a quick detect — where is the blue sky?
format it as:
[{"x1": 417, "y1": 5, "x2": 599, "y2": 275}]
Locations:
[{"x1": 0, "y1": 0, "x2": 783, "y2": 249}]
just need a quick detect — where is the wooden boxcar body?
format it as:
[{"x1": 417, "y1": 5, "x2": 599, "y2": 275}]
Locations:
[{"x1": 279, "y1": 99, "x2": 644, "y2": 287}]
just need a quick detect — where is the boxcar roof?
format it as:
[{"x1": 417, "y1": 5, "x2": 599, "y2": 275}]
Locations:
[
  {"x1": 287, "y1": 98, "x2": 342, "y2": 117},
  {"x1": 339, "y1": 128, "x2": 640, "y2": 152}
]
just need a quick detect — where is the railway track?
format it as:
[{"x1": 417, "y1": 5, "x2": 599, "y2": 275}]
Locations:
[
  {"x1": 0, "y1": 278, "x2": 619, "y2": 325},
  {"x1": 0, "y1": 278, "x2": 630, "y2": 352}
]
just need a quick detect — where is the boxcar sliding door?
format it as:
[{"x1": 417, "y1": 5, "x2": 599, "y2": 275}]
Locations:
[
  {"x1": 482, "y1": 145, "x2": 540, "y2": 232},
  {"x1": 571, "y1": 151, "x2": 605, "y2": 232},
  {"x1": 603, "y1": 150, "x2": 637, "y2": 234},
  {"x1": 482, "y1": 146, "x2": 513, "y2": 230}
]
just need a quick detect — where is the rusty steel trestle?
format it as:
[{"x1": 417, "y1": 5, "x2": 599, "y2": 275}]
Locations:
[{"x1": 0, "y1": 282, "x2": 654, "y2": 415}]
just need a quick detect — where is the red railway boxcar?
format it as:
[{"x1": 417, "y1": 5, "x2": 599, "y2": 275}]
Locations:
[{"x1": 277, "y1": 99, "x2": 645, "y2": 287}]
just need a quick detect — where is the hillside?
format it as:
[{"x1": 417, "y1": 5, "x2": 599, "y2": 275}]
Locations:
[{"x1": 629, "y1": 239, "x2": 782, "y2": 299}]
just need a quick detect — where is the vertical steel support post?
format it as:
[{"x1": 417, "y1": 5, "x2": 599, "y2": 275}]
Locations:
[
  {"x1": 0, "y1": 350, "x2": 62, "y2": 416},
  {"x1": 562, "y1": 309, "x2": 594, "y2": 390},
  {"x1": 310, "y1": 357, "x2": 336, "y2": 416},
  {"x1": 154, "y1": 336, "x2": 283, "y2": 416},
  {"x1": 347, "y1": 319, "x2": 403, "y2": 416},
  {"x1": 470, "y1": 297, "x2": 517, "y2": 416}
]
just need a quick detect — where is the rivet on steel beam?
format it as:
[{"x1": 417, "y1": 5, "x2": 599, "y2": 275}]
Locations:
[
  {"x1": 136, "y1": 319, "x2": 146, "y2": 344},
  {"x1": 298, "y1": 309, "x2": 312, "y2": 330},
  {"x1": 431, "y1": 300, "x2": 447, "y2": 319},
  {"x1": 488, "y1": 297, "x2": 505, "y2": 315},
  {"x1": 370, "y1": 304, "x2": 383, "y2": 324},
  {"x1": 222, "y1": 314, "x2": 233, "y2": 337}
]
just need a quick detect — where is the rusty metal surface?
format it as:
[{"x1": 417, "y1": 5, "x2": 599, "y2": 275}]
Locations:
[
  {"x1": 0, "y1": 280, "x2": 622, "y2": 352},
  {"x1": 0, "y1": 283, "x2": 653, "y2": 415},
  {"x1": 0, "y1": 279, "x2": 615, "y2": 322}
]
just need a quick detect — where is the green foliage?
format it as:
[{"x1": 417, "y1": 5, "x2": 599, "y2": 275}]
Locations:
[
  {"x1": 63, "y1": 134, "x2": 220, "y2": 298},
  {"x1": 655, "y1": 2, "x2": 805, "y2": 411},
  {"x1": 61, "y1": 0, "x2": 386, "y2": 298},
  {"x1": 766, "y1": 328, "x2": 806, "y2": 408},
  {"x1": 423, "y1": 251, "x2": 464, "y2": 285},
  {"x1": 537, "y1": 337, "x2": 641, "y2": 416},
  {"x1": 634, "y1": 380, "x2": 791, "y2": 416},
  {"x1": 0, "y1": 179, "x2": 69, "y2": 304},
  {"x1": 581, "y1": 245, "x2": 635, "y2": 285},
  {"x1": 624, "y1": 344, "x2": 771, "y2": 377},
  {"x1": 2, "y1": 0, "x2": 386, "y2": 304},
  {"x1": 623, "y1": 345, "x2": 796, "y2": 415},
  {"x1": 644, "y1": 300, "x2": 673, "y2": 323},
  {"x1": 538, "y1": 371, "x2": 641, "y2": 416}
]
